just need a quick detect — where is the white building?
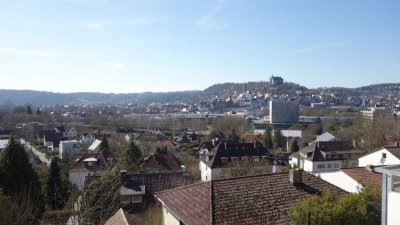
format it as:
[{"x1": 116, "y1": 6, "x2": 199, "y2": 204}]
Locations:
[
  {"x1": 359, "y1": 145, "x2": 400, "y2": 167},
  {"x1": 80, "y1": 132, "x2": 96, "y2": 145},
  {"x1": 289, "y1": 141, "x2": 362, "y2": 173},
  {"x1": 315, "y1": 166, "x2": 382, "y2": 193},
  {"x1": 69, "y1": 149, "x2": 115, "y2": 190},
  {"x1": 64, "y1": 128, "x2": 78, "y2": 140},
  {"x1": 59, "y1": 140, "x2": 80, "y2": 158},
  {"x1": 199, "y1": 142, "x2": 278, "y2": 181},
  {"x1": 376, "y1": 165, "x2": 400, "y2": 225}
]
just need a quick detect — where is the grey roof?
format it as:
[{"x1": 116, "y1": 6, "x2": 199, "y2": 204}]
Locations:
[{"x1": 316, "y1": 132, "x2": 337, "y2": 142}]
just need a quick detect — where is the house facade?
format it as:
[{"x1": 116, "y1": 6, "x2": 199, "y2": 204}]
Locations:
[
  {"x1": 80, "y1": 132, "x2": 96, "y2": 145},
  {"x1": 289, "y1": 141, "x2": 363, "y2": 172},
  {"x1": 358, "y1": 145, "x2": 400, "y2": 167},
  {"x1": 59, "y1": 140, "x2": 80, "y2": 158},
  {"x1": 199, "y1": 141, "x2": 281, "y2": 181},
  {"x1": 69, "y1": 149, "x2": 115, "y2": 190}
]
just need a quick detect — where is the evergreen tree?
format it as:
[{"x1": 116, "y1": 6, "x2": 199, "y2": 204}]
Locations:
[
  {"x1": 0, "y1": 137, "x2": 44, "y2": 221},
  {"x1": 264, "y1": 125, "x2": 273, "y2": 149},
  {"x1": 0, "y1": 190, "x2": 14, "y2": 224},
  {"x1": 124, "y1": 140, "x2": 143, "y2": 172},
  {"x1": 46, "y1": 158, "x2": 66, "y2": 210},
  {"x1": 291, "y1": 139, "x2": 300, "y2": 153},
  {"x1": 27, "y1": 105, "x2": 33, "y2": 114},
  {"x1": 36, "y1": 108, "x2": 41, "y2": 115},
  {"x1": 273, "y1": 130, "x2": 284, "y2": 149},
  {"x1": 99, "y1": 136, "x2": 109, "y2": 151}
]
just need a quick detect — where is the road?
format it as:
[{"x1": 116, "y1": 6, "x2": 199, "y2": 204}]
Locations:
[{"x1": 24, "y1": 141, "x2": 50, "y2": 166}]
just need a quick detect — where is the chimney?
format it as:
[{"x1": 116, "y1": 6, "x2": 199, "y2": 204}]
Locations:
[
  {"x1": 212, "y1": 139, "x2": 215, "y2": 146},
  {"x1": 397, "y1": 141, "x2": 400, "y2": 147},
  {"x1": 289, "y1": 169, "x2": 302, "y2": 184},
  {"x1": 120, "y1": 170, "x2": 127, "y2": 182},
  {"x1": 225, "y1": 142, "x2": 227, "y2": 150},
  {"x1": 366, "y1": 165, "x2": 374, "y2": 172}
]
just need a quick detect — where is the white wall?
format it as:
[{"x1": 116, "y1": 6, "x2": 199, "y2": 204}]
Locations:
[
  {"x1": 316, "y1": 170, "x2": 361, "y2": 193},
  {"x1": 162, "y1": 205, "x2": 180, "y2": 225},
  {"x1": 59, "y1": 141, "x2": 80, "y2": 158},
  {"x1": 388, "y1": 191, "x2": 400, "y2": 225},
  {"x1": 359, "y1": 149, "x2": 400, "y2": 167},
  {"x1": 69, "y1": 171, "x2": 89, "y2": 190},
  {"x1": 304, "y1": 160, "x2": 314, "y2": 172},
  {"x1": 199, "y1": 161, "x2": 212, "y2": 181}
]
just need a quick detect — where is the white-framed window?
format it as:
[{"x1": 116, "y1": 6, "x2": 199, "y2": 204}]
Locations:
[{"x1": 334, "y1": 164, "x2": 339, "y2": 168}]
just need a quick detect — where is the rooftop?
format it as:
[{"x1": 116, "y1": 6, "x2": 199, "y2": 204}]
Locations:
[{"x1": 156, "y1": 171, "x2": 346, "y2": 225}]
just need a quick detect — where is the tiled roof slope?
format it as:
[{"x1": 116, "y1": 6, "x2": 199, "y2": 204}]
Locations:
[
  {"x1": 105, "y1": 208, "x2": 141, "y2": 225},
  {"x1": 140, "y1": 152, "x2": 183, "y2": 172},
  {"x1": 157, "y1": 182, "x2": 211, "y2": 225},
  {"x1": 341, "y1": 167, "x2": 382, "y2": 188},
  {"x1": 212, "y1": 172, "x2": 346, "y2": 225},
  {"x1": 386, "y1": 147, "x2": 400, "y2": 159},
  {"x1": 157, "y1": 171, "x2": 346, "y2": 225}
]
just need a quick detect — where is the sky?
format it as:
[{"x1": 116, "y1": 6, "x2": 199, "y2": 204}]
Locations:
[{"x1": 0, "y1": 0, "x2": 399, "y2": 93}]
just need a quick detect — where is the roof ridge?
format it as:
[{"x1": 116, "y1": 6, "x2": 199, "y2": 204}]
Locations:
[
  {"x1": 212, "y1": 171, "x2": 290, "y2": 183},
  {"x1": 156, "y1": 180, "x2": 210, "y2": 194}
]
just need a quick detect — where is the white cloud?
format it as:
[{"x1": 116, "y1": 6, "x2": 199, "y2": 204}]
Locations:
[
  {"x1": 197, "y1": 1, "x2": 227, "y2": 31},
  {"x1": 86, "y1": 22, "x2": 104, "y2": 31},
  {"x1": 294, "y1": 42, "x2": 346, "y2": 53}
]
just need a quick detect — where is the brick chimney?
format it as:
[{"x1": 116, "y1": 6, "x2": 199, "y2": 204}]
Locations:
[{"x1": 289, "y1": 169, "x2": 302, "y2": 184}]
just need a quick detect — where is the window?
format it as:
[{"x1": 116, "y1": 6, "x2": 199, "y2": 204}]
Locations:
[
  {"x1": 326, "y1": 155, "x2": 331, "y2": 159},
  {"x1": 334, "y1": 164, "x2": 339, "y2": 168},
  {"x1": 327, "y1": 164, "x2": 331, "y2": 169},
  {"x1": 382, "y1": 153, "x2": 387, "y2": 159},
  {"x1": 343, "y1": 154, "x2": 348, "y2": 158},
  {"x1": 317, "y1": 164, "x2": 326, "y2": 169}
]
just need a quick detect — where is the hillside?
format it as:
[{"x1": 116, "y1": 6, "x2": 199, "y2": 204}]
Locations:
[{"x1": 0, "y1": 82, "x2": 398, "y2": 106}]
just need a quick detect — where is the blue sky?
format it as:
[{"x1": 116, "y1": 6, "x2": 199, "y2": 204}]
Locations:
[{"x1": 0, "y1": 0, "x2": 399, "y2": 93}]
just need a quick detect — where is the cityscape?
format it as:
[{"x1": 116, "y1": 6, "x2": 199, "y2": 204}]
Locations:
[{"x1": 0, "y1": 0, "x2": 399, "y2": 225}]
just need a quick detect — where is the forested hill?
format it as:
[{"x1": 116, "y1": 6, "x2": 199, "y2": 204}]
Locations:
[{"x1": 0, "y1": 82, "x2": 398, "y2": 105}]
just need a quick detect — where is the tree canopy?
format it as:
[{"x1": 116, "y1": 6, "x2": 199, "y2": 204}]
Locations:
[
  {"x1": 46, "y1": 158, "x2": 67, "y2": 210},
  {"x1": 98, "y1": 136, "x2": 109, "y2": 151},
  {"x1": 291, "y1": 187, "x2": 380, "y2": 225},
  {"x1": 291, "y1": 139, "x2": 300, "y2": 153},
  {"x1": 264, "y1": 125, "x2": 273, "y2": 149},
  {"x1": 0, "y1": 137, "x2": 45, "y2": 223},
  {"x1": 78, "y1": 172, "x2": 120, "y2": 225}
]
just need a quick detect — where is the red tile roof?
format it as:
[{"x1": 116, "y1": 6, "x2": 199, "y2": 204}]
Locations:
[
  {"x1": 341, "y1": 167, "x2": 382, "y2": 188},
  {"x1": 157, "y1": 182, "x2": 211, "y2": 225},
  {"x1": 157, "y1": 171, "x2": 346, "y2": 225}
]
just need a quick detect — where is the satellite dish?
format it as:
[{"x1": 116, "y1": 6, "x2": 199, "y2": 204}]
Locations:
[{"x1": 380, "y1": 157, "x2": 386, "y2": 165}]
